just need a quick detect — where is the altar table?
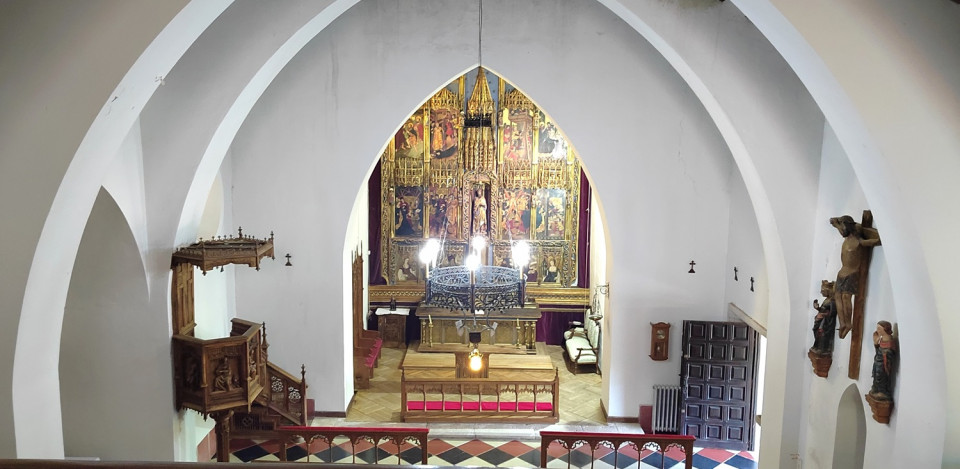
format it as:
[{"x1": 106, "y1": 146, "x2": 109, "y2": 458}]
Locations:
[{"x1": 415, "y1": 306, "x2": 541, "y2": 354}]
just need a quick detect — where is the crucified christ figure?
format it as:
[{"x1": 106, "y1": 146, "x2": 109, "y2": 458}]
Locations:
[{"x1": 830, "y1": 215, "x2": 881, "y2": 338}]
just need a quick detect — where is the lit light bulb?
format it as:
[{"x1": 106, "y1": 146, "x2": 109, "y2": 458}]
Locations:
[
  {"x1": 511, "y1": 240, "x2": 530, "y2": 268},
  {"x1": 465, "y1": 253, "x2": 481, "y2": 272},
  {"x1": 468, "y1": 349, "x2": 483, "y2": 371},
  {"x1": 420, "y1": 238, "x2": 440, "y2": 265},
  {"x1": 471, "y1": 236, "x2": 487, "y2": 252}
]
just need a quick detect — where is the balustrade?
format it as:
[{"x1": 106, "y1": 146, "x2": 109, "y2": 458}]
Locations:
[
  {"x1": 539, "y1": 431, "x2": 695, "y2": 469},
  {"x1": 275, "y1": 426, "x2": 430, "y2": 464}
]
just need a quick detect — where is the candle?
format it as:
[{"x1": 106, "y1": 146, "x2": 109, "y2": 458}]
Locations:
[
  {"x1": 517, "y1": 317, "x2": 520, "y2": 327},
  {"x1": 429, "y1": 314, "x2": 433, "y2": 326}
]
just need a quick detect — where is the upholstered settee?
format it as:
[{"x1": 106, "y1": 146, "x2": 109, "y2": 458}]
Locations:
[{"x1": 563, "y1": 319, "x2": 600, "y2": 374}]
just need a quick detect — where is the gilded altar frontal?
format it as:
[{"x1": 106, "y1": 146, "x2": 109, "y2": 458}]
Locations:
[{"x1": 375, "y1": 68, "x2": 586, "y2": 292}]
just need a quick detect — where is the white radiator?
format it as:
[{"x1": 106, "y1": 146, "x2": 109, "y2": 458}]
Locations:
[{"x1": 652, "y1": 385, "x2": 682, "y2": 433}]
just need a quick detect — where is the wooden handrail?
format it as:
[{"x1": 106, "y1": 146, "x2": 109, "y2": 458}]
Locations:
[
  {"x1": 275, "y1": 426, "x2": 430, "y2": 464},
  {"x1": 264, "y1": 361, "x2": 307, "y2": 425},
  {"x1": 539, "y1": 431, "x2": 696, "y2": 469}
]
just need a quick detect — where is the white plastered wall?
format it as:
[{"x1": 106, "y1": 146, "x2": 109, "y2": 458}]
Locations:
[
  {"x1": 589, "y1": 195, "x2": 610, "y2": 406},
  {"x1": 0, "y1": 0, "x2": 224, "y2": 459},
  {"x1": 724, "y1": 168, "x2": 768, "y2": 324},
  {"x1": 800, "y1": 123, "x2": 899, "y2": 469},
  {"x1": 733, "y1": 0, "x2": 959, "y2": 465},
  {"x1": 0, "y1": 1, "x2": 956, "y2": 467},
  {"x1": 59, "y1": 188, "x2": 166, "y2": 461}
]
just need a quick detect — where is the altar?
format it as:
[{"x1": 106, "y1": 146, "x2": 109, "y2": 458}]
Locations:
[{"x1": 416, "y1": 306, "x2": 541, "y2": 354}]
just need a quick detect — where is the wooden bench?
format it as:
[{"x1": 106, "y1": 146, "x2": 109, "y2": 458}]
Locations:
[
  {"x1": 563, "y1": 321, "x2": 599, "y2": 374},
  {"x1": 354, "y1": 329, "x2": 382, "y2": 389},
  {"x1": 400, "y1": 354, "x2": 558, "y2": 423}
]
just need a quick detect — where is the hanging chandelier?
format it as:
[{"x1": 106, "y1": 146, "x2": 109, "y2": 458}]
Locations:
[
  {"x1": 418, "y1": 0, "x2": 532, "y2": 315},
  {"x1": 421, "y1": 236, "x2": 530, "y2": 312}
]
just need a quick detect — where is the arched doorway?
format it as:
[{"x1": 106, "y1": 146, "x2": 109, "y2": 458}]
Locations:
[{"x1": 833, "y1": 383, "x2": 866, "y2": 469}]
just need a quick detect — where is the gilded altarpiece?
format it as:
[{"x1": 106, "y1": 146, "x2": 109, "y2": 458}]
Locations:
[{"x1": 379, "y1": 69, "x2": 583, "y2": 288}]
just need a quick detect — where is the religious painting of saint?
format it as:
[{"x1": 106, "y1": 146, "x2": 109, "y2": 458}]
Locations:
[
  {"x1": 502, "y1": 188, "x2": 532, "y2": 239},
  {"x1": 396, "y1": 255, "x2": 419, "y2": 283},
  {"x1": 428, "y1": 190, "x2": 460, "y2": 239},
  {"x1": 535, "y1": 188, "x2": 566, "y2": 240},
  {"x1": 430, "y1": 108, "x2": 460, "y2": 159},
  {"x1": 394, "y1": 186, "x2": 423, "y2": 237},
  {"x1": 501, "y1": 108, "x2": 534, "y2": 164},
  {"x1": 541, "y1": 256, "x2": 560, "y2": 284},
  {"x1": 536, "y1": 111, "x2": 568, "y2": 160},
  {"x1": 394, "y1": 113, "x2": 424, "y2": 160},
  {"x1": 524, "y1": 258, "x2": 539, "y2": 284}
]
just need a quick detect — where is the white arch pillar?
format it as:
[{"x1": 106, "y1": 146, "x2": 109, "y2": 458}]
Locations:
[
  {"x1": 733, "y1": 1, "x2": 954, "y2": 465},
  {"x1": 7, "y1": 1, "x2": 231, "y2": 458}
]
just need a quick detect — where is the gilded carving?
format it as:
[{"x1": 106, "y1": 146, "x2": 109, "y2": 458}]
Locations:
[{"x1": 378, "y1": 68, "x2": 582, "y2": 289}]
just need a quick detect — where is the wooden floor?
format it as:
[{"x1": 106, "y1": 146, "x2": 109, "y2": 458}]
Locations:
[{"x1": 342, "y1": 342, "x2": 607, "y2": 425}]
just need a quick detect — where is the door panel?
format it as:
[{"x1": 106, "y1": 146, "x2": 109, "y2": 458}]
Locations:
[{"x1": 680, "y1": 320, "x2": 759, "y2": 451}]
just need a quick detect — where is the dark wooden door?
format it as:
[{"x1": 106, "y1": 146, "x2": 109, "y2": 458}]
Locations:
[{"x1": 680, "y1": 321, "x2": 759, "y2": 451}]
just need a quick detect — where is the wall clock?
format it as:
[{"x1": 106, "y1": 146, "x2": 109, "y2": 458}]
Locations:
[{"x1": 650, "y1": 322, "x2": 670, "y2": 361}]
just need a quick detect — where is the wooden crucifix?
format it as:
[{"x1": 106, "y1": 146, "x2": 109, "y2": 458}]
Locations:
[{"x1": 829, "y1": 210, "x2": 881, "y2": 380}]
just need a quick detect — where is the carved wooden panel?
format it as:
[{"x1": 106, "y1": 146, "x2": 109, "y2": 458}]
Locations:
[{"x1": 171, "y1": 263, "x2": 195, "y2": 336}]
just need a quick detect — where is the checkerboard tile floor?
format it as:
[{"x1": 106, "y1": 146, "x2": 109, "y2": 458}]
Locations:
[{"x1": 227, "y1": 437, "x2": 757, "y2": 468}]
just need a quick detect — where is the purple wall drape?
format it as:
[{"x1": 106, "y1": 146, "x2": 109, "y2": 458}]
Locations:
[
  {"x1": 537, "y1": 310, "x2": 587, "y2": 345},
  {"x1": 368, "y1": 160, "x2": 385, "y2": 285},
  {"x1": 576, "y1": 169, "x2": 591, "y2": 287}
]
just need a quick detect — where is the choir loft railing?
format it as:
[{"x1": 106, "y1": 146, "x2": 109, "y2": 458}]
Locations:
[
  {"x1": 540, "y1": 430, "x2": 696, "y2": 469},
  {"x1": 274, "y1": 426, "x2": 430, "y2": 464},
  {"x1": 4, "y1": 430, "x2": 695, "y2": 467}
]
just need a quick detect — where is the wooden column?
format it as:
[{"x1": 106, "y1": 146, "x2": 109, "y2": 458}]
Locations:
[{"x1": 213, "y1": 410, "x2": 233, "y2": 463}]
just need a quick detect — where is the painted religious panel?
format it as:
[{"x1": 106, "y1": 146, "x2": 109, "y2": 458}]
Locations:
[
  {"x1": 524, "y1": 244, "x2": 542, "y2": 284},
  {"x1": 395, "y1": 111, "x2": 425, "y2": 160},
  {"x1": 430, "y1": 108, "x2": 460, "y2": 160},
  {"x1": 539, "y1": 245, "x2": 564, "y2": 285},
  {"x1": 428, "y1": 188, "x2": 460, "y2": 239},
  {"x1": 535, "y1": 188, "x2": 566, "y2": 240},
  {"x1": 437, "y1": 243, "x2": 467, "y2": 268},
  {"x1": 392, "y1": 243, "x2": 421, "y2": 284},
  {"x1": 493, "y1": 244, "x2": 514, "y2": 269},
  {"x1": 500, "y1": 108, "x2": 534, "y2": 164},
  {"x1": 394, "y1": 186, "x2": 423, "y2": 238},
  {"x1": 502, "y1": 188, "x2": 532, "y2": 239},
  {"x1": 536, "y1": 110, "x2": 568, "y2": 161}
]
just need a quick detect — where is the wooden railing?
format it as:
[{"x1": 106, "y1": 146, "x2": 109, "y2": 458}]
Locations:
[
  {"x1": 265, "y1": 362, "x2": 308, "y2": 424},
  {"x1": 401, "y1": 371, "x2": 559, "y2": 423},
  {"x1": 540, "y1": 431, "x2": 696, "y2": 469},
  {"x1": 229, "y1": 362, "x2": 308, "y2": 440},
  {"x1": 4, "y1": 430, "x2": 693, "y2": 468},
  {"x1": 274, "y1": 426, "x2": 430, "y2": 464}
]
